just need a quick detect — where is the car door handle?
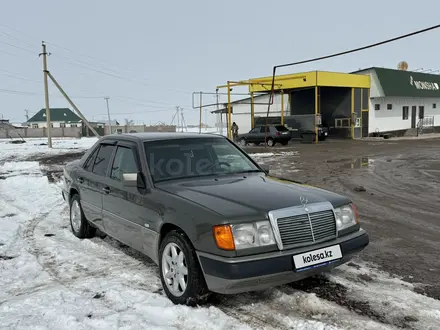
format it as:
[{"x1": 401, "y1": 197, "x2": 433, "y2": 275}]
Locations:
[
  {"x1": 102, "y1": 186, "x2": 110, "y2": 194},
  {"x1": 77, "y1": 177, "x2": 84, "y2": 184}
]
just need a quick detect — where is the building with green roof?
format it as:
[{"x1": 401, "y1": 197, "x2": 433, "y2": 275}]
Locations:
[
  {"x1": 354, "y1": 67, "x2": 440, "y2": 136},
  {"x1": 26, "y1": 108, "x2": 82, "y2": 128}
]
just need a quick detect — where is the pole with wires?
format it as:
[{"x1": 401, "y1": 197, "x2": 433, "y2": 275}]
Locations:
[
  {"x1": 39, "y1": 41, "x2": 52, "y2": 148},
  {"x1": 104, "y1": 97, "x2": 112, "y2": 134}
]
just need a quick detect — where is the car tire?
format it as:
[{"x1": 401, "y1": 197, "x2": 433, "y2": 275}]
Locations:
[
  {"x1": 266, "y1": 138, "x2": 275, "y2": 147},
  {"x1": 239, "y1": 138, "x2": 247, "y2": 146},
  {"x1": 159, "y1": 229, "x2": 210, "y2": 306},
  {"x1": 281, "y1": 141, "x2": 289, "y2": 146},
  {"x1": 69, "y1": 194, "x2": 96, "y2": 239}
]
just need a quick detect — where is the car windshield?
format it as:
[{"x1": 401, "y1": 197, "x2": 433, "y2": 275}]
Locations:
[
  {"x1": 274, "y1": 125, "x2": 289, "y2": 131},
  {"x1": 144, "y1": 137, "x2": 261, "y2": 183}
]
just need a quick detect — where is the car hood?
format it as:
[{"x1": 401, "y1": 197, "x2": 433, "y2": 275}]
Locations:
[{"x1": 158, "y1": 174, "x2": 350, "y2": 218}]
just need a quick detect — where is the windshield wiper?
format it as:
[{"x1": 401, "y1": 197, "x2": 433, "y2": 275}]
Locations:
[
  {"x1": 230, "y1": 169, "x2": 263, "y2": 174},
  {"x1": 154, "y1": 173, "x2": 219, "y2": 183}
]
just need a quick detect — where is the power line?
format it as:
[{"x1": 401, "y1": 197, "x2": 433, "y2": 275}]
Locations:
[
  {"x1": 0, "y1": 38, "x2": 34, "y2": 54},
  {"x1": 277, "y1": 24, "x2": 440, "y2": 69},
  {"x1": 0, "y1": 24, "x2": 195, "y2": 94}
]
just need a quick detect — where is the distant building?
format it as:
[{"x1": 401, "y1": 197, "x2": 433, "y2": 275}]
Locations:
[
  {"x1": 25, "y1": 108, "x2": 82, "y2": 128},
  {"x1": 354, "y1": 67, "x2": 440, "y2": 135}
]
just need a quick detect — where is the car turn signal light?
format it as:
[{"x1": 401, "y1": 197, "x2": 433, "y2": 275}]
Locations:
[
  {"x1": 213, "y1": 225, "x2": 235, "y2": 251},
  {"x1": 352, "y1": 204, "x2": 360, "y2": 224}
]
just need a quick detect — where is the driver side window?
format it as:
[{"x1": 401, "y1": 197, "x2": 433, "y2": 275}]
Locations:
[{"x1": 110, "y1": 146, "x2": 139, "y2": 181}]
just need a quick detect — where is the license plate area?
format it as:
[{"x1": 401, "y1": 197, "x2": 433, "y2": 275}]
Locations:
[{"x1": 293, "y1": 244, "x2": 342, "y2": 272}]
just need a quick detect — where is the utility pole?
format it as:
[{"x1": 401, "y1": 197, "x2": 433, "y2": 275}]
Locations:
[
  {"x1": 104, "y1": 97, "x2": 112, "y2": 134},
  {"x1": 199, "y1": 92, "x2": 202, "y2": 134},
  {"x1": 39, "y1": 41, "x2": 52, "y2": 148}
]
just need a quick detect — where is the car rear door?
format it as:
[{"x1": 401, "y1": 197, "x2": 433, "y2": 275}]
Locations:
[
  {"x1": 76, "y1": 142, "x2": 116, "y2": 230},
  {"x1": 102, "y1": 140, "x2": 158, "y2": 258}
]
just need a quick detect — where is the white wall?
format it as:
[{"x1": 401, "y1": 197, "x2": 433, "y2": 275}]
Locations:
[
  {"x1": 369, "y1": 97, "x2": 440, "y2": 132},
  {"x1": 27, "y1": 121, "x2": 80, "y2": 128},
  {"x1": 231, "y1": 94, "x2": 289, "y2": 134},
  {"x1": 356, "y1": 68, "x2": 440, "y2": 133}
]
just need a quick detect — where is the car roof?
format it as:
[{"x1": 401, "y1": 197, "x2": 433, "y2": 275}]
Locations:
[{"x1": 100, "y1": 132, "x2": 225, "y2": 142}]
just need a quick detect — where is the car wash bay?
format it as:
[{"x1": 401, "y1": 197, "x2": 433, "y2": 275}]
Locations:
[{"x1": 249, "y1": 71, "x2": 371, "y2": 140}]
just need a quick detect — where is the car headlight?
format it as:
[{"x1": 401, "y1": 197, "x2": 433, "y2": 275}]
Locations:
[
  {"x1": 334, "y1": 204, "x2": 359, "y2": 231},
  {"x1": 231, "y1": 221, "x2": 276, "y2": 249},
  {"x1": 213, "y1": 221, "x2": 276, "y2": 250}
]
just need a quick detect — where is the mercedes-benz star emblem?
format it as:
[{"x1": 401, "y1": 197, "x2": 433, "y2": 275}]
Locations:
[{"x1": 300, "y1": 195, "x2": 309, "y2": 212}]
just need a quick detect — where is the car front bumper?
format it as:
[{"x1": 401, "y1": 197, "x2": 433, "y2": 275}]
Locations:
[{"x1": 197, "y1": 229, "x2": 369, "y2": 294}]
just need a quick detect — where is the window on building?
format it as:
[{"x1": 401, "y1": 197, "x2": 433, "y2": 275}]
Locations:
[
  {"x1": 375, "y1": 104, "x2": 380, "y2": 111},
  {"x1": 70, "y1": 124, "x2": 78, "y2": 127},
  {"x1": 60, "y1": 123, "x2": 66, "y2": 128},
  {"x1": 402, "y1": 106, "x2": 409, "y2": 120},
  {"x1": 387, "y1": 104, "x2": 392, "y2": 110},
  {"x1": 419, "y1": 106, "x2": 425, "y2": 119},
  {"x1": 433, "y1": 103, "x2": 436, "y2": 109},
  {"x1": 362, "y1": 89, "x2": 369, "y2": 109},
  {"x1": 335, "y1": 118, "x2": 351, "y2": 128},
  {"x1": 32, "y1": 124, "x2": 38, "y2": 128}
]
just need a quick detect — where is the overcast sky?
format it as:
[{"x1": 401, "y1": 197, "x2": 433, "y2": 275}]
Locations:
[{"x1": 1, "y1": 0, "x2": 440, "y2": 125}]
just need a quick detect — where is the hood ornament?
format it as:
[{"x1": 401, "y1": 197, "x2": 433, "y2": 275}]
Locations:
[{"x1": 300, "y1": 195, "x2": 309, "y2": 212}]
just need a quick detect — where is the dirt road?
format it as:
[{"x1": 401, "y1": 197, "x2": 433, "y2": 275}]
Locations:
[
  {"x1": 249, "y1": 138, "x2": 440, "y2": 300},
  {"x1": 22, "y1": 137, "x2": 440, "y2": 329}
]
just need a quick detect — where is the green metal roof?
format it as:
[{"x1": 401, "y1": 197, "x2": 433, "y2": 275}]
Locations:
[
  {"x1": 27, "y1": 108, "x2": 81, "y2": 123},
  {"x1": 373, "y1": 67, "x2": 440, "y2": 97}
]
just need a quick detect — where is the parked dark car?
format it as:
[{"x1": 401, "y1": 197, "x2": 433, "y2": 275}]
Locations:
[
  {"x1": 62, "y1": 133, "x2": 369, "y2": 306},
  {"x1": 237, "y1": 125, "x2": 291, "y2": 146}
]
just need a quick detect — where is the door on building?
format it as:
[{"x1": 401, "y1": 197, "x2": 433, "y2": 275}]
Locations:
[
  {"x1": 361, "y1": 111, "x2": 369, "y2": 137},
  {"x1": 411, "y1": 106, "x2": 417, "y2": 128},
  {"x1": 419, "y1": 106, "x2": 424, "y2": 119}
]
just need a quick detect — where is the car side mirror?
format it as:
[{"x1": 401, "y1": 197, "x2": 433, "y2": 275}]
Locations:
[
  {"x1": 122, "y1": 172, "x2": 146, "y2": 189},
  {"x1": 260, "y1": 164, "x2": 270, "y2": 174}
]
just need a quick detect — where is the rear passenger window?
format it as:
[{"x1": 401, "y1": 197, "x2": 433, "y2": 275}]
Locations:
[
  {"x1": 84, "y1": 147, "x2": 99, "y2": 172},
  {"x1": 92, "y1": 144, "x2": 115, "y2": 176},
  {"x1": 110, "y1": 147, "x2": 139, "y2": 181}
]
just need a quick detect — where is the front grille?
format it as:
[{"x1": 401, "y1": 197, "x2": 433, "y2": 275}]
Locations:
[{"x1": 277, "y1": 209, "x2": 336, "y2": 248}]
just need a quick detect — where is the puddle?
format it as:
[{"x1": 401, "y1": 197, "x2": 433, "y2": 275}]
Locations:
[{"x1": 340, "y1": 157, "x2": 372, "y2": 169}]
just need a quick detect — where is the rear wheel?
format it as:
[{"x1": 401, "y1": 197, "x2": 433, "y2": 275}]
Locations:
[
  {"x1": 239, "y1": 138, "x2": 247, "y2": 146},
  {"x1": 70, "y1": 194, "x2": 96, "y2": 239},
  {"x1": 159, "y1": 230, "x2": 210, "y2": 306},
  {"x1": 266, "y1": 138, "x2": 275, "y2": 147}
]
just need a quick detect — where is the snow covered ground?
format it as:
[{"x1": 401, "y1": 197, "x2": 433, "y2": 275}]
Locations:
[{"x1": 1, "y1": 137, "x2": 439, "y2": 330}]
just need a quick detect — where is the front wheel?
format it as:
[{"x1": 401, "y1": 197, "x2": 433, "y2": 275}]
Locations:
[
  {"x1": 266, "y1": 138, "x2": 275, "y2": 147},
  {"x1": 238, "y1": 138, "x2": 247, "y2": 146},
  {"x1": 159, "y1": 230, "x2": 210, "y2": 306}
]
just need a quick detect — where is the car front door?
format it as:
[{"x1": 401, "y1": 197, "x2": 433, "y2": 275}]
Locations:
[
  {"x1": 102, "y1": 141, "x2": 158, "y2": 260},
  {"x1": 77, "y1": 142, "x2": 116, "y2": 231}
]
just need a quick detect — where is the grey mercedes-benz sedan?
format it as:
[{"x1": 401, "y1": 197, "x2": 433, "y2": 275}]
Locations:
[{"x1": 61, "y1": 132, "x2": 369, "y2": 305}]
